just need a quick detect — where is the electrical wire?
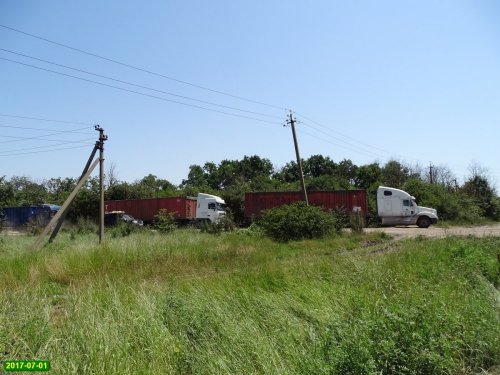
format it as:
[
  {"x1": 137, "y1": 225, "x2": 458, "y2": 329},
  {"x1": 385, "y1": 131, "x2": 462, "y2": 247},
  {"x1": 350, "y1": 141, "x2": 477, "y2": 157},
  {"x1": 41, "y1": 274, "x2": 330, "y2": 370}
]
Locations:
[
  {"x1": 0, "y1": 128, "x2": 96, "y2": 144},
  {"x1": 0, "y1": 23, "x2": 287, "y2": 111},
  {"x1": 299, "y1": 121, "x2": 385, "y2": 159},
  {"x1": 0, "y1": 124, "x2": 93, "y2": 135},
  {"x1": 0, "y1": 139, "x2": 95, "y2": 154},
  {"x1": 0, "y1": 144, "x2": 93, "y2": 157},
  {"x1": 296, "y1": 127, "x2": 387, "y2": 160},
  {"x1": 294, "y1": 111, "x2": 393, "y2": 155},
  {"x1": 1, "y1": 48, "x2": 283, "y2": 120},
  {"x1": 0, "y1": 113, "x2": 96, "y2": 126},
  {"x1": 0, "y1": 57, "x2": 283, "y2": 126}
]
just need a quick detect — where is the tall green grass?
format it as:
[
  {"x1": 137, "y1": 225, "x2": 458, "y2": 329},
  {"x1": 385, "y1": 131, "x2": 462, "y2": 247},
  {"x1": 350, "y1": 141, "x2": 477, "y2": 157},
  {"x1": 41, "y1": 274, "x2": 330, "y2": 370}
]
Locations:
[{"x1": 0, "y1": 230, "x2": 499, "y2": 374}]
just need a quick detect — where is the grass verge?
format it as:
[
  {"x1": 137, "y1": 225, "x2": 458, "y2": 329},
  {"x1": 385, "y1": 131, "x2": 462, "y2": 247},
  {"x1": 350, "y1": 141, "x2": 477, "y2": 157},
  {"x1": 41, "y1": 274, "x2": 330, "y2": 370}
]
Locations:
[{"x1": 0, "y1": 230, "x2": 499, "y2": 374}]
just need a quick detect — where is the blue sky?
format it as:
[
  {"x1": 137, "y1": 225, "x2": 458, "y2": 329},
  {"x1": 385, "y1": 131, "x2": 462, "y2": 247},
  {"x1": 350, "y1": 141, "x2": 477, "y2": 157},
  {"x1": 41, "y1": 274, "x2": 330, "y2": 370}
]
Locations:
[{"x1": 1, "y1": 1, "x2": 499, "y2": 189}]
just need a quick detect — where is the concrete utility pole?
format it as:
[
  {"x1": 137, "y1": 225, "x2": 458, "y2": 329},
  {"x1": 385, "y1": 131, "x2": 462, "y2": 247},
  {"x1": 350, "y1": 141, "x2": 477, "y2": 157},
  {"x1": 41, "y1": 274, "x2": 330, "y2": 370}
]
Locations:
[
  {"x1": 48, "y1": 141, "x2": 100, "y2": 243},
  {"x1": 33, "y1": 125, "x2": 108, "y2": 250},
  {"x1": 97, "y1": 125, "x2": 108, "y2": 244},
  {"x1": 287, "y1": 112, "x2": 308, "y2": 205},
  {"x1": 32, "y1": 158, "x2": 99, "y2": 250}
]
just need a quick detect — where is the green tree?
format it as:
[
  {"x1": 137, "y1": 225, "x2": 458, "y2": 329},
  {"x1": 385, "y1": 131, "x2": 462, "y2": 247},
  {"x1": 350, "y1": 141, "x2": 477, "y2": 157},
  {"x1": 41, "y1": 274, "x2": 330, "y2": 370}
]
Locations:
[
  {"x1": 354, "y1": 163, "x2": 383, "y2": 189},
  {"x1": 45, "y1": 177, "x2": 76, "y2": 204},
  {"x1": 304, "y1": 154, "x2": 337, "y2": 178},
  {"x1": 336, "y1": 159, "x2": 358, "y2": 187},
  {"x1": 0, "y1": 176, "x2": 15, "y2": 207},
  {"x1": 382, "y1": 160, "x2": 410, "y2": 188},
  {"x1": 462, "y1": 175, "x2": 499, "y2": 220},
  {"x1": 66, "y1": 177, "x2": 100, "y2": 221},
  {"x1": 181, "y1": 165, "x2": 210, "y2": 191},
  {"x1": 9, "y1": 176, "x2": 47, "y2": 205}
]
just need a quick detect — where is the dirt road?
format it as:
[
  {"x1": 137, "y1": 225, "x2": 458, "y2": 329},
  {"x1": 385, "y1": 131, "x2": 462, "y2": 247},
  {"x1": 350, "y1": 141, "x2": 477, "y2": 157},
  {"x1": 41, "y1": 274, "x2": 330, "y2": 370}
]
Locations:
[{"x1": 365, "y1": 224, "x2": 500, "y2": 240}]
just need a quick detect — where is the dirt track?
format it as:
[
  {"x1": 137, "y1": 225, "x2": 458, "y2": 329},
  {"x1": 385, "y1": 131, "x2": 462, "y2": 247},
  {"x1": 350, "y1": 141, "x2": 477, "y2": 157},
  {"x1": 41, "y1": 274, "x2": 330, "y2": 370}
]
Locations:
[{"x1": 365, "y1": 224, "x2": 500, "y2": 240}]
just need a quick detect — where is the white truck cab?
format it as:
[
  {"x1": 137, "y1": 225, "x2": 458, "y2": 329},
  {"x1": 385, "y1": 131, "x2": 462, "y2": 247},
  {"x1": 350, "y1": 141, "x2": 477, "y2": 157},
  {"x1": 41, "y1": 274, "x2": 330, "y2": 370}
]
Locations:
[
  {"x1": 377, "y1": 186, "x2": 438, "y2": 228},
  {"x1": 195, "y1": 193, "x2": 226, "y2": 223}
]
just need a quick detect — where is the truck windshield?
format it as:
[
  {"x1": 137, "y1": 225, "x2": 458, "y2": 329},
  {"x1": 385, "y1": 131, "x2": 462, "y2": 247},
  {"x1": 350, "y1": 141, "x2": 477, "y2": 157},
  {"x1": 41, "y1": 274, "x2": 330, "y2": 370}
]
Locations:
[{"x1": 216, "y1": 203, "x2": 226, "y2": 211}]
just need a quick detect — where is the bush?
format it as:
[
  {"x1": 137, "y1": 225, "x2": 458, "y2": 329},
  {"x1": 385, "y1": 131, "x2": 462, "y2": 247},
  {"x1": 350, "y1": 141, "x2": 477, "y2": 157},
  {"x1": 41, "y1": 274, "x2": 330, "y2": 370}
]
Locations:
[
  {"x1": 199, "y1": 215, "x2": 236, "y2": 235},
  {"x1": 331, "y1": 207, "x2": 349, "y2": 233},
  {"x1": 350, "y1": 211, "x2": 365, "y2": 234},
  {"x1": 24, "y1": 217, "x2": 43, "y2": 236},
  {"x1": 153, "y1": 209, "x2": 177, "y2": 233},
  {"x1": 75, "y1": 217, "x2": 98, "y2": 235},
  {"x1": 108, "y1": 221, "x2": 132, "y2": 238},
  {"x1": 237, "y1": 222, "x2": 265, "y2": 238},
  {"x1": 259, "y1": 201, "x2": 336, "y2": 242}
]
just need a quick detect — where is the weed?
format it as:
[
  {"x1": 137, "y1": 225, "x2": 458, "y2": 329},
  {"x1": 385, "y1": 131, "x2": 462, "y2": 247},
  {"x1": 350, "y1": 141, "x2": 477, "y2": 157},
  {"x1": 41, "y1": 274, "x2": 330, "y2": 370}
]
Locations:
[
  {"x1": 153, "y1": 209, "x2": 177, "y2": 233},
  {"x1": 0, "y1": 232, "x2": 498, "y2": 374},
  {"x1": 199, "y1": 215, "x2": 236, "y2": 235}
]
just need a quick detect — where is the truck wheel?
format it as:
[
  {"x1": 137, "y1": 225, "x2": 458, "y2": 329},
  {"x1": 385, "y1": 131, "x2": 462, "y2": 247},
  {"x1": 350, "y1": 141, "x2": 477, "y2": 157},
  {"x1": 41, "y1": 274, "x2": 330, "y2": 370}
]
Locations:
[{"x1": 417, "y1": 216, "x2": 431, "y2": 228}]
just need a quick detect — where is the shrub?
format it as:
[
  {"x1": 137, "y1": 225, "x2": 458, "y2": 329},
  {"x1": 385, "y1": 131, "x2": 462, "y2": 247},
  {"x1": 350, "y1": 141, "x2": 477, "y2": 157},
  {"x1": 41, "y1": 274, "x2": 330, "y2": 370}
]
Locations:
[
  {"x1": 75, "y1": 217, "x2": 98, "y2": 234},
  {"x1": 350, "y1": 211, "x2": 365, "y2": 234},
  {"x1": 331, "y1": 207, "x2": 349, "y2": 233},
  {"x1": 237, "y1": 222, "x2": 265, "y2": 237},
  {"x1": 199, "y1": 215, "x2": 236, "y2": 235},
  {"x1": 24, "y1": 217, "x2": 43, "y2": 236},
  {"x1": 108, "y1": 221, "x2": 132, "y2": 238},
  {"x1": 153, "y1": 209, "x2": 177, "y2": 233},
  {"x1": 259, "y1": 201, "x2": 335, "y2": 242}
]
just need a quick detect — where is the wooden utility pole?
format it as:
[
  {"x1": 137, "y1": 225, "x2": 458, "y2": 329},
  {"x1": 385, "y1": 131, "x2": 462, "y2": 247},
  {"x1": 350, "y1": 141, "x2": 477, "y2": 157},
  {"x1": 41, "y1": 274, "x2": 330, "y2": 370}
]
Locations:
[
  {"x1": 287, "y1": 112, "x2": 308, "y2": 205},
  {"x1": 429, "y1": 162, "x2": 434, "y2": 184},
  {"x1": 97, "y1": 126, "x2": 108, "y2": 244}
]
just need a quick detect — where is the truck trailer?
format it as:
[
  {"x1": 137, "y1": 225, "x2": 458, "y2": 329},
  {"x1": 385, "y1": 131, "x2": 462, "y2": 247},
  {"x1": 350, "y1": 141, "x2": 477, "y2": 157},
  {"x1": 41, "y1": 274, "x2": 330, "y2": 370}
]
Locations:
[
  {"x1": 105, "y1": 193, "x2": 226, "y2": 224},
  {"x1": 244, "y1": 190, "x2": 368, "y2": 220}
]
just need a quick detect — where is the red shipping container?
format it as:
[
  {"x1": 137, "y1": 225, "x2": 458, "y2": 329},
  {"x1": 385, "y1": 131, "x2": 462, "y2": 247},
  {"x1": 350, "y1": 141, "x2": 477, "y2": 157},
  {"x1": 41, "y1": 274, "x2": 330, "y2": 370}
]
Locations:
[
  {"x1": 244, "y1": 190, "x2": 368, "y2": 220},
  {"x1": 105, "y1": 197, "x2": 197, "y2": 223}
]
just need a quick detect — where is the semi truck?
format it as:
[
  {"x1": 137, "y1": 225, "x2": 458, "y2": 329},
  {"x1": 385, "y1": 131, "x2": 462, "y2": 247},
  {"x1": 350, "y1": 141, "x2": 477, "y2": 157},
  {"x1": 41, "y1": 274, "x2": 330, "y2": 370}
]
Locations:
[
  {"x1": 376, "y1": 186, "x2": 438, "y2": 228},
  {"x1": 244, "y1": 186, "x2": 438, "y2": 228},
  {"x1": 105, "y1": 193, "x2": 226, "y2": 225}
]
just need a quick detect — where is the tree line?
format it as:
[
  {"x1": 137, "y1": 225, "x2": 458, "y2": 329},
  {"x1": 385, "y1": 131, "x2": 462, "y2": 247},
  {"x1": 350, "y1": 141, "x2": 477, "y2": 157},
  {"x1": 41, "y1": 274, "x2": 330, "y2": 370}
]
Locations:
[{"x1": 1, "y1": 155, "x2": 499, "y2": 224}]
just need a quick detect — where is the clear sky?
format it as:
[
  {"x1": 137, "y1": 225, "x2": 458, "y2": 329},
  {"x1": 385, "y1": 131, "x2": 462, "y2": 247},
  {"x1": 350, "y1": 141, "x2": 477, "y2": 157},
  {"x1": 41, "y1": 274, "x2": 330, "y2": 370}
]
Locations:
[{"x1": 1, "y1": 1, "x2": 499, "y2": 189}]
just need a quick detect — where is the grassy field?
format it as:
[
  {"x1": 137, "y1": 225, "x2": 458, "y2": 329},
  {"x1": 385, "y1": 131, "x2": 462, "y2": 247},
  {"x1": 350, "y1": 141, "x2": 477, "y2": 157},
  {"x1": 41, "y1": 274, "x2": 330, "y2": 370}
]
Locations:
[{"x1": 0, "y1": 229, "x2": 499, "y2": 374}]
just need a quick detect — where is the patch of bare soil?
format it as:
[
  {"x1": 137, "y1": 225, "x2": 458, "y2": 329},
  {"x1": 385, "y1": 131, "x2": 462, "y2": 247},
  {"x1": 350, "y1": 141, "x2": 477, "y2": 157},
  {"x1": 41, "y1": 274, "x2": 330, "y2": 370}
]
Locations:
[{"x1": 365, "y1": 224, "x2": 500, "y2": 240}]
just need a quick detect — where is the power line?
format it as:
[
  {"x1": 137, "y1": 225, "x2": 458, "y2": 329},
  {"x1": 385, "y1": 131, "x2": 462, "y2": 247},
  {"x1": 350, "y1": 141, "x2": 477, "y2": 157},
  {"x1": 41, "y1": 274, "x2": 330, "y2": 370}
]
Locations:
[
  {"x1": 1, "y1": 48, "x2": 283, "y2": 120},
  {"x1": 0, "y1": 57, "x2": 283, "y2": 126},
  {"x1": 0, "y1": 113, "x2": 96, "y2": 126},
  {"x1": 0, "y1": 123, "x2": 93, "y2": 134},
  {"x1": 0, "y1": 23, "x2": 287, "y2": 111},
  {"x1": 0, "y1": 127, "x2": 95, "y2": 143},
  {"x1": 0, "y1": 139, "x2": 94, "y2": 154},
  {"x1": 294, "y1": 111, "x2": 393, "y2": 155},
  {"x1": 296, "y1": 127, "x2": 388, "y2": 160},
  {"x1": 0, "y1": 144, "x2": 93, "y2": 157},
  {"x1": 299, "y1": 120, "x2": 384, "y2": 159}
]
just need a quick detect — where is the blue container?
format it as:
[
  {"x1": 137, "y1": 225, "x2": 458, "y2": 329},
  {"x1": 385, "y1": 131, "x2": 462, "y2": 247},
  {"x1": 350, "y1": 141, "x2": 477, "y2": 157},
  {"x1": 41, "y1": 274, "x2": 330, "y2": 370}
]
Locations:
[{"x1": 1, "y1": 205, "x2": 60, "y2": 227}]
